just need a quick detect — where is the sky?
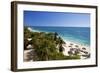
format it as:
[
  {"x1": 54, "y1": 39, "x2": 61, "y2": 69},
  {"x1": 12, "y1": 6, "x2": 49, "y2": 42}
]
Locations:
[{"x1": 24, "y1": 11, "x2": 90, "y2": 27}]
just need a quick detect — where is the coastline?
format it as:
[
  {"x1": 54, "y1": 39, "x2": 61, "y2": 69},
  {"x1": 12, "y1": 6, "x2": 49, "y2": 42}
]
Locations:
[
  {"x1": 26, "y1": 27, "x2": 90, "y2": 60},
  {"x1": 28, "y1": 26, "x2": 90, "y2": 46},
  {"x1": 62, "y1": 40, "x2": 90, "y2": 59}
]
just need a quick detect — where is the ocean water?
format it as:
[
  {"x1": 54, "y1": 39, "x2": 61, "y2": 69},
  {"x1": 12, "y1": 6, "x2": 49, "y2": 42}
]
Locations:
[{"x1": 28, "y1": 26, "x2": 90, "y2": 46}]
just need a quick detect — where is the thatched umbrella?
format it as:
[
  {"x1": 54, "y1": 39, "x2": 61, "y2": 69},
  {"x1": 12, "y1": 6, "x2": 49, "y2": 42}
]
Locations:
[
  {"x1": 68, "y1": 51, "x2": 73, "y2": 56},
  {"x1": 82, "y1": 47, "x2": 86, "y2": 50},
  {"x1": 70, "y1": 43, "x2": 73, "y2": 46},
  {"x1": 75, "y1": 45, "x2": 79, "y2": 48},
  {"x1": 69, "y1": 43, "x2": 73, "y2": 48},
  {"x1": 68, "y1": 45, "x2": 72, "y2": 47}
]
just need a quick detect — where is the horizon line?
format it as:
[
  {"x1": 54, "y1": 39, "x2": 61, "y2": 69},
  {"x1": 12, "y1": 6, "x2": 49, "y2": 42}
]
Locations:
[{"x1": 24, "y1": 25, "x2": 90, "y2": 28}]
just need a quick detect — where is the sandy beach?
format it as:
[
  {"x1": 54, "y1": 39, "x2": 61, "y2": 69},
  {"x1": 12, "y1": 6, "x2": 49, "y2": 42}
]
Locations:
[{"x1": 62, "y1": 40, "x2": 90, "y2": 59}]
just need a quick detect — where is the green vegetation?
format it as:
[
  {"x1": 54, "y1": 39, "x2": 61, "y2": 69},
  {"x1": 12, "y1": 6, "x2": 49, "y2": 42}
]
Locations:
[{"x1": 24, "y1": 27, "x2": 80, "y2": 61}]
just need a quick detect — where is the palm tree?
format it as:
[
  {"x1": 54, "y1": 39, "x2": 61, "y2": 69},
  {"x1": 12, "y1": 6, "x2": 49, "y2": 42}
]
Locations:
[
  {"x1": 54, "y1": 32, "x2": 58, "y2": 41},
  {"x1": 59, "y1": 45, "x2": 64, "y2": 52}
]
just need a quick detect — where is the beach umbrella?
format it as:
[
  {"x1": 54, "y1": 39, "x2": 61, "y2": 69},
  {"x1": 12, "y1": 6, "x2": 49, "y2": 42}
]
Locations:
[
  {"x1": 82, "y1": 47, "x2": 86, "y2": 50},
  {"x1": 68, "y1": 45, "x2": 72, "y2": 47},
  {"x1": 70, "y1": 43, "x2": 73, "y2": 45},
  {"x1": 75, "y1": 45, "x2": 79, "y2": 47},
  {"x1": 75, "y1": 45, "x2": 80, "y2": 51},
  {"x1": 68, "y1": 51, "x2": 73, "y2": 56}
]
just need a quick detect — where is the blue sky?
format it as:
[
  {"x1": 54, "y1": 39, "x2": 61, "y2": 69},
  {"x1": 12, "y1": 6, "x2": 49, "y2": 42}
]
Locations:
[{"x1": 24, "y1": 11, "x2": 90, "y2": 27}]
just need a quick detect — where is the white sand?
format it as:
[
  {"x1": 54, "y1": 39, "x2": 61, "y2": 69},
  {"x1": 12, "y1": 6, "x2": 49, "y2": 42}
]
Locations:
[{"x1": 62, "y1": 40, "x2": 90, "y2": 59}]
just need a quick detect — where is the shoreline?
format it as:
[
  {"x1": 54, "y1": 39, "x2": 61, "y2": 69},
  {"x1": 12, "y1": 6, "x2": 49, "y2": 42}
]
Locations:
[
  {"x1": 28, "y1": 27, "x2": 90, "y2": 47},
  {"x1": 27, "y1": 27, "x2": 90, "y2": 59},
  {"x1": 59, "y1": 35, "x2": 90, "y2": 47},
  {"x1": 62, "y1": 39, "x2": 90, "y2": 59}
]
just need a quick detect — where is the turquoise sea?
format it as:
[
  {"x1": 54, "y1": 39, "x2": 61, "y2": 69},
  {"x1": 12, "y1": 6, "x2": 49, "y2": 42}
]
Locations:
[{"x1": 28, "y1": 26, "x2": 90, "y2": 46}]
